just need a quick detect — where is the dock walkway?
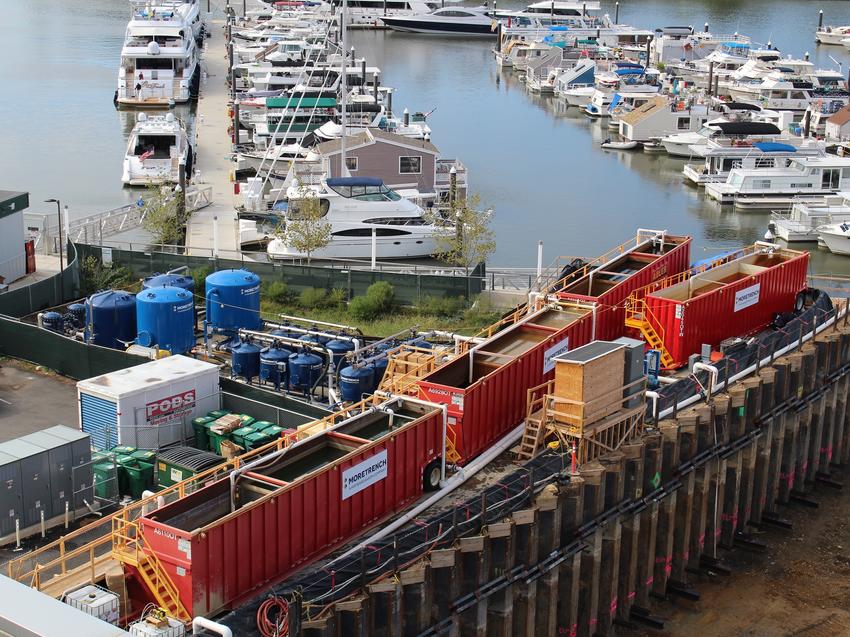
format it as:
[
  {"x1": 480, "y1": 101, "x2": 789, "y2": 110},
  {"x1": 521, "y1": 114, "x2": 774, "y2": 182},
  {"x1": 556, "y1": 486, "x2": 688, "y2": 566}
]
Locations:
[{"x1": 187, "y1": 15, "x2": 240, "y2": 256}]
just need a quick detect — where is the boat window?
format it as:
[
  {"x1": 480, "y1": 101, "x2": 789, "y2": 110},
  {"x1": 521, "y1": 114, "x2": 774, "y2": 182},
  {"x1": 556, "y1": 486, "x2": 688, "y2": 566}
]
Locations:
[
  {"x1": 345, "y1": 157, "x2": 358, "y2": 171},
  {"x1": 754, "y1": 157, "x2": 773, "y2": 169},
  {"x1": 136, "y1": 58, "x2": 174, "y2": 71},
  {"x1": 288, "y1": 198, "x2": 330, "y2": 219},
  {"x1": 677, "y1": 117, "x2": 690, "y2": 130},
  {"x1": 822, "y1": 169, "x2": 841, "y2": 190},
  {"x1": 327, "y1": 182, "x2": 403, "y2": 201},
  {"x1": 134, "y1": 135, "x2": 175, "y2": 159},
  {"x1": 752, "y1": 179, "x2": 771, "y2": 189},
  {"x1": 400, "y1": 156, "x2": 422, "y2": 174},
  {"x1": 790, "y1": 91, "x2": 807, "y2": 100},
  {"x1": 363, "y1": 217, "x2": 428, "y2": 226},
  {"x1": 333, "y1": 228, "x2": 412, "y2": 237},
  {"x1": 436, "y1": 9, "x2": 476, "y2": 16}
]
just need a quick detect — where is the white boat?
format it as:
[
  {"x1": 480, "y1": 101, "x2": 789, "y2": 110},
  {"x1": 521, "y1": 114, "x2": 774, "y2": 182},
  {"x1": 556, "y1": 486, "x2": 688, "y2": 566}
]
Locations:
[
  {"x1": 601, "y1": 139, "x2": 639, "y2": 150},
  {"x1": 381, "y1": 6, "x2": 496, "y2": 36},
  {"x1": 767, "y1": 193, "x2": 850, "y2": 242},
  {"x1": 562, "y1": 85, "x2": 596, "y2": 106},
  {"x1": 328, "y1": 0, "x2": 441, "y2": 28},
  {"x1": 115, "y1": 1, "x2": 201, "y2": 107},
  {"x1": 818, "y1": 222, "x2": 850, "y2": 255},
  {"x1": 727, "y1": 71, "x2": 846, "y2": 112},
  {"x1": 122, "y1": 113, "x2": 192, "y2": 186},
  {"x1": 266, "y1": 177, "x2": 450, "y2": 259},
  {"x1": 661, "y1": 116, "x2": 782, "y2": 157},
  {"x1": 705, "y1": 156, "x2": 850, "y2": 209},
  {"x1": 816, "y1": 25, "x2": 850, "y2": 45}
]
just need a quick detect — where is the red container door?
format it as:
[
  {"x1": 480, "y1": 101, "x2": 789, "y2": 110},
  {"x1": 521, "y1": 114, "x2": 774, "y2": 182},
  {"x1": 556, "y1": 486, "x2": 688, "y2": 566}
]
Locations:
[{"x1": 24, "y1": 240, "x2": 35, "y2": 274}]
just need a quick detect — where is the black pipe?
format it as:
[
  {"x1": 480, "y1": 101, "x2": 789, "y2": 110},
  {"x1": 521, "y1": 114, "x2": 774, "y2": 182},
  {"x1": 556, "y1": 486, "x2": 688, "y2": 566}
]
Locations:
[
  {"x1": 819, "y1": 9, "x2": 824, "y2": 29},
  {"x1": 707, "y1": 60, "x2": 714, "y2": 96},
  {"x1": 614, "y1": 1, "x2": 619, "y2": 24}
]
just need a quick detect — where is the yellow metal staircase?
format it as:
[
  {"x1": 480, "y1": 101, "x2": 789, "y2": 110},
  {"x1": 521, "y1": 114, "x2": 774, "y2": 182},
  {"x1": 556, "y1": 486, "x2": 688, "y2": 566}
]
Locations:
[
  {"x1": 112, "y1": 517, "x2": 190, "y2": 623},
  {"x1": 445, "y1": 425, "x2": 463, "y2": 464},
  {"x1": 624, "y1": 298, "x2": 674, "y2": 369}
]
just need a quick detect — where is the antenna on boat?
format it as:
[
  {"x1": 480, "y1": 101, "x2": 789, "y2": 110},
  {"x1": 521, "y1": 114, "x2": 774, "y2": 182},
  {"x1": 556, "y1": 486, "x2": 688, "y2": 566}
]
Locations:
[{"x1": 340, "y1": 0, "x2": 350, "y2": 177}]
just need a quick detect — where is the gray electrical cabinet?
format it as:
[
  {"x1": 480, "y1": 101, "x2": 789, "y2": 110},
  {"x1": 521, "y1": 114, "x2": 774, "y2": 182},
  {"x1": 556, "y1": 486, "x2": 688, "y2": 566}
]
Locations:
[
  {"x1": 614, "y1": 337, "x2": 647, "y2": 409},
  {"x1": 0, "y1": 451, "x2": 22, "y2": 536},
  {"x1": 20, "y1": 432, "x2": 72, "y2": 521},
  {"x1": 0, "y1": 440, "x2": 52, "y2": 527},
  {"x1": 41, "y1": 425, "x2": 93, "y2": 509}
]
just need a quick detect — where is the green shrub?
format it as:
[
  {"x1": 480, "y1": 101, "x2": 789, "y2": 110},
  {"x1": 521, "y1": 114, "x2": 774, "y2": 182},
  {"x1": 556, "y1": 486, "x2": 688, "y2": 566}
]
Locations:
[
  {"x1": 327, "y1": 288, "x2": 347, "y2": 308},
  {"x1": 265, "y1": 280, "x2": 291, "y2": 304},
  {"x1": 418, "y1": 295, "x2": 465, "y2": 318},
  {"x1": 349, "y1": 282, "x2": 395, "y2": 321},
  {"x1": 299, "y1": 286, "x2": 327, "y2": 309}
]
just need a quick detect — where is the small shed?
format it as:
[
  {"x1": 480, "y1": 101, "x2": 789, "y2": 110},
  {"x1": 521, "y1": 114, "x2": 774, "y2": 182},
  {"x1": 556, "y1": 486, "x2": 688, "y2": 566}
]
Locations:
[
  {"x1": 826, "y1": 105, "x2": 850, "y2": 141},
  {"x1": 0, "y1": 190, "x2": 29, "y2": 285}
]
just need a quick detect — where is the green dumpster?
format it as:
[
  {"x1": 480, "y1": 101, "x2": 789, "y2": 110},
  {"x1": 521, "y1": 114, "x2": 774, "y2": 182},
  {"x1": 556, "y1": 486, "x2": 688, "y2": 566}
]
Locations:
[
  {"x1": 207, "y1": 409, "x2": 230, "y2": 419},
  {"x1": 253, "y1": 421, "x2": 276, "y2": 431},
  {"x1": 192, "y1": 416, "x2": 216, "y2": 451},
  {"x1": 130, "y1": 450, "x2": 157, "y2": 464},
  {"x1": 111, "y1": 445, "x2": 137, "y2": 456},
  {"x1": 237, "y1": 414, "x2": 256, "y2": 426},
  {"x1": 244, "y1": 431, "x2": 273, "y2": 451}
]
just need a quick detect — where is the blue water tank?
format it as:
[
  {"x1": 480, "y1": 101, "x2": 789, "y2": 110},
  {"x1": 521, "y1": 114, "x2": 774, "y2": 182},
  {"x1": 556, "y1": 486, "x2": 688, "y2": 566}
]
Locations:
[
  {"x1": 231, "y1": 340, "x2": 262, "y2": 382},
  {"x1": 373, "y1": 356, "x2": 389, "y2": 387},
  {"x1": 300, "y1": 331, "x2": 330, "y2": 346},
  {"x1": 408, "y1": 338, "x2": 433, "y2": 350},
  {"x1": 260, "y1": 345, "x2": 293, "y2": 390},
  {"x1": 66, "y1": 304, "x2": 86, "y2": 328},
  {"x1": 142, "y1": 273, "x2": 195, "y2": 294},
  {"x1": 339, "y1": 365, "x2": 376, "y2": 402},
  {"x1": 85, "y1": 290, "x2": 137, "y2": 349},
  {"x1": 326, "y1": 338, "x2": 355, "y2": 369},
  {"x1": 288, "y1": 350, "x2": 324, "y2": 393},
  {"x1": 135, "y1": 286, "x2": 195, "y2": 354},
  {"x1": 42, "y1": 312, "x2": 64, "y2": 333},
  {"x1": 205, "y1": 269, "x2": 262, "y2": 332}
]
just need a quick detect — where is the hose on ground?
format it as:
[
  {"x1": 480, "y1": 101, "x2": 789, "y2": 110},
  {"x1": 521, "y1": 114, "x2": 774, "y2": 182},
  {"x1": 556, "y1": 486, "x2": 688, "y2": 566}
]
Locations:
[{"x1": 257, "y1": 595, "x2": 289, "y2": 637}]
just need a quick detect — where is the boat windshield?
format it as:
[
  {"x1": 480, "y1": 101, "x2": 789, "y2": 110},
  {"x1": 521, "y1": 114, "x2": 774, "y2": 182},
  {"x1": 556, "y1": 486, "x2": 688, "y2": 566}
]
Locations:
[{"x1": 327, "y1": 182, "x2": 403, "y2": 201}]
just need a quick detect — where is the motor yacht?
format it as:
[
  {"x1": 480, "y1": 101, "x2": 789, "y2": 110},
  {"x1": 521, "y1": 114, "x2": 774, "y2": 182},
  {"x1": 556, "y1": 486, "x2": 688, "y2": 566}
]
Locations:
[
  {"x1": 381, "y1": 6, "x2": 496, "y2": 36},
  {"x1": 328, "y1": 0, "x2": 441, "y2": 28},
  {"x1": 266, "y1": 177, "x2": 450, "y2": 259},
  {"x1": 705, "y1": 155, "x2": 850, "y2": 209},
  {"x1": 817, "y1": 221, "x2": 850, "y2": 255},
  {"x1": 815, "y1": 25, "x2": 850, "y2": 45},
  {"x1": 115, "y1": 1, "x2": 201, "y2": 107},
  {"x1": 660, "y1": 107, "x2": 783, "y2": 157},
  {"x1": 121, "y1": 112, "x2": 192, "y2": 185}
]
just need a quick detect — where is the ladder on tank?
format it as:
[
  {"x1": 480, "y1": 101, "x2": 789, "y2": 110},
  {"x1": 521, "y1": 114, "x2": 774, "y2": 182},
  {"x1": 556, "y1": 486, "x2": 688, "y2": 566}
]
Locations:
[
  {"x1": 112, "y1": 516, "x2": 190, "y2": 623},
  {"x1": 516, "y1": 381, "x2": 554, "y2": 461},
  {"x1": 624, "y1": 297, "x2": 675, "y2": 369}
]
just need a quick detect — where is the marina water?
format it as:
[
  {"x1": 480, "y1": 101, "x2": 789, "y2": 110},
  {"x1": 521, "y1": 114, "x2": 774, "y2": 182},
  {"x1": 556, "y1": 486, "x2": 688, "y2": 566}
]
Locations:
[{"x1": 3, "y1": 0, "x2": 850, "y2": 269}]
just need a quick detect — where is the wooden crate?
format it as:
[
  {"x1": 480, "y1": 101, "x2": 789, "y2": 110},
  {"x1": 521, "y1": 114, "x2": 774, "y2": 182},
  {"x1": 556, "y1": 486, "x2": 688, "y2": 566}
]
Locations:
[{"x1": 552, "y1": 342, "x2": 625, "y2": 426}]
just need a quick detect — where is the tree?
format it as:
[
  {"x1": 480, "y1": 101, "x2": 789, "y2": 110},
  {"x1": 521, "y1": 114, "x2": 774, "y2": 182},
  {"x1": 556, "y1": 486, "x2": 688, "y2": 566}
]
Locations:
[
  {"x1": 275, "y1": 180, "x2": 332, "y2": 263},
  {"x1": 140, "y1": 183, "x2": 187, "y2": 247},
  {"x1": 427, "y1": 192, "x2": 496, "y2": 276}
]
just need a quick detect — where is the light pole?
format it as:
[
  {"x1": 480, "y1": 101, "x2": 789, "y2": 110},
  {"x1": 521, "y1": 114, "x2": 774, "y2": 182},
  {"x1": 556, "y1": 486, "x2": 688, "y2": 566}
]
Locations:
[{"x1": 44, "y1": 198, "x2": 64, "y2": 290}]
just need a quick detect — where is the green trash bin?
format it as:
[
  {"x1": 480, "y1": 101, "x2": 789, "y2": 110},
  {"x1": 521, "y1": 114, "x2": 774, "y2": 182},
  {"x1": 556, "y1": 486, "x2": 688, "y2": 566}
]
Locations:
[
  {"x1": 117, "y1": 456, "x2": 154, "y2": 499},
  {"x1": 93, "y1": 462, "x2": 117, "y2": 500},
  {"x1": 192, "y1": 416, "x2": 216, "y2": 451},
  {"x1": 259, "y1": 425, "x2": 284, "y2": 439},
  {"x1": 114, "y1": 455, "x2": 135, "y2": 496},
  {"x1": 208, "y1": 428, "x2": 232, "y2": 455},
  {"x1": 207, "y1": 409, "x2": 230, "y2": 419},
  {"x1": 237, "y1": 414, "x2": 256, "y2": 426},
  {"x1": 111, "y1": 445, "x2": 137, "y2": 456},
  {"x1": 244, "y1": 431, "x2": 273, "y2": 451},
  {"x1": 230, "y1": 426, "x2": 256, "y2": 450},
  {"x1": 253, "y1": 421, "x2": 276, "y2": 431}
]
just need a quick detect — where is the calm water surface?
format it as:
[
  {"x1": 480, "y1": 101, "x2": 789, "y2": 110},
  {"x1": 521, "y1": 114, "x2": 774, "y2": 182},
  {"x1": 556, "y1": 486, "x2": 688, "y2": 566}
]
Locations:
[{"x1": 3, "y1": 0, "x2": 850, "y2": 271}]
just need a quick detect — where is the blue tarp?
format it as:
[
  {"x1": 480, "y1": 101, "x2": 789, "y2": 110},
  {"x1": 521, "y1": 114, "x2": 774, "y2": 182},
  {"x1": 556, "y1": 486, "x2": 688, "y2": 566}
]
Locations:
[
  {"x1": 609, "y1": 93, "x2": 622, "y2": 110},
  {"x1": 753, "y1": 142, "x2": 797, "y2": 153},
  {"x1": 615, "y1": 68, "x2": 645, "y2": 76}
]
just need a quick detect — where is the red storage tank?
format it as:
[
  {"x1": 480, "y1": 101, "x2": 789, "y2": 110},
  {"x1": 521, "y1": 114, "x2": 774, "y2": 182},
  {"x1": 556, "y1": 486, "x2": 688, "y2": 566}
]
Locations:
[
  {"x1": 415, "y1": 231, "x2": 692, "y2": 465},
  {"x1": 138, "y1": 398, "x2": 443, "y2": 617},
  {"x1": 642, "y1": 245, "x2": 809, "y2": 368}
]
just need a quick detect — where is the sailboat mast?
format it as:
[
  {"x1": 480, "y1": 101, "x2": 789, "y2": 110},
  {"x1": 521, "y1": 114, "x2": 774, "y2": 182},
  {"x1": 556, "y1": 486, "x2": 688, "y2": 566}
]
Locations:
[{"x1": 340, "y1": 0, "x2": 348, "y2": 176}]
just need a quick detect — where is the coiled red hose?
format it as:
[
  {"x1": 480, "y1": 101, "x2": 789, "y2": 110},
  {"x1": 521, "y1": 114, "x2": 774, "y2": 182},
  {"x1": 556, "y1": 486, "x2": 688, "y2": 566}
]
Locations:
[{"x1": 257, "y1": 596, "x2": 289, "y2": 637}]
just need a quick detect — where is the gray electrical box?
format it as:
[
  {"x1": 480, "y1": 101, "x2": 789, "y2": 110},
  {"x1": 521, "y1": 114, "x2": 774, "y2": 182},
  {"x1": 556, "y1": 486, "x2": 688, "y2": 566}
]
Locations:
[
  {"x1": 41, "y1": 425, "x2": 93, "y2": 509},
  {"x1": 0, "y1": 450, "x2": 22, "y2": 536},
  {"x1": 0, "y1": 440, "x2": 52, "y2": 527},
  {"x1": 20, "y1": 431, "x2": 73, "y2": 521},
  {"x1": 614, "y1": 337, "x2": 646, "y2": 409}
]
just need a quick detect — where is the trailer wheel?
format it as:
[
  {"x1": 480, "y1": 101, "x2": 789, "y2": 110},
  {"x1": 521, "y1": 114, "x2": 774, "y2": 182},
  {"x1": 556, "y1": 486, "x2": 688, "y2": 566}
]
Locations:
[
  {"x1": 795, "y1": 291, "x2": 806, "y2": 312},
  {"x1": 423, "y1": 459, "x2": 442, "y2": 491}
]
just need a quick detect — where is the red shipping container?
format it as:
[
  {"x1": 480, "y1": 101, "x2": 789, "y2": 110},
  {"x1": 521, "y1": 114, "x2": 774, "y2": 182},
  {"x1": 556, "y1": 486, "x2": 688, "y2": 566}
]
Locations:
[
  {"x1": 557, "y1": 233, "x2": 692, "y2": 340},
  {"x1": 642, "y1": 246, "x2": 809, "y2": 368},
  {"x1": 416, "y1": 232, "x2": 692, "y2": 464},
  {"x1": 138, "y1": 401, "x2": 443, "y2": 617}
]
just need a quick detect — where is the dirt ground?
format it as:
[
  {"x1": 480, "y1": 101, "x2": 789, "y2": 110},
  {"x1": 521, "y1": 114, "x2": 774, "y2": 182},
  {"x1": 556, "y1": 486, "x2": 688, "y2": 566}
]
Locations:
[
  {"x1": 0, "y1": 358, "x2": 78, "y2": 441},
  {"x1": 625, "y1": 466, "x2": 850, "y2": 637}
]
